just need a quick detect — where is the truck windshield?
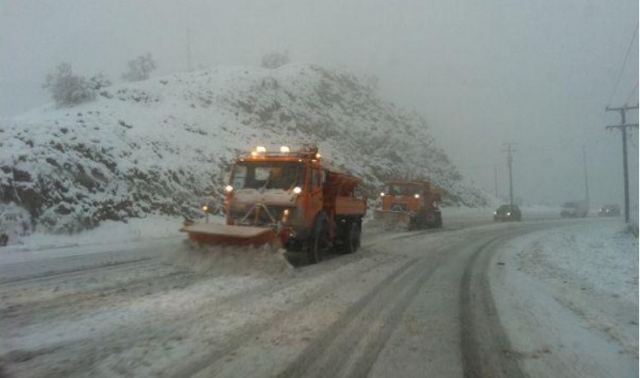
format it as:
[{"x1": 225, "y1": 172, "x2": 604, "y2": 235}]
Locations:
[
  {"x1": 386, "y1": 184, "x2": 420, "y2": 196},
  {"x1": 232, "y1": 162, "x2": 304, "y2": 190}
]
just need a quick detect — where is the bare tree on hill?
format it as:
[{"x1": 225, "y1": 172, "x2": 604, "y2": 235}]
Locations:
[
  {"x1": 261, "y1": 51, "x2": 290, "y2": 69},
  {"x1": 43, "y1": 63, "x2": 95, "y2": 107},
  {"x1": 122, "y1": 53, "x2": 157, "y2": 81}
]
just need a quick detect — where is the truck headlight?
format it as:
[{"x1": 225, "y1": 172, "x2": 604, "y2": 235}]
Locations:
[
  {"x1": 282, "y1": 208, "x2": 296, "y2": 223},
  {"x1": 414, "y1": 194, "x2": 420, "y2": 199},
  {"x1": 293, "y1": 186, "x2": 302, "y2": 194}
]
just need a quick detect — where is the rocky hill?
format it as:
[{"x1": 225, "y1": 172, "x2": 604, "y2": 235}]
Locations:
[{"x1": 0, "y1": 63, "x2": 487, "y2": 233}]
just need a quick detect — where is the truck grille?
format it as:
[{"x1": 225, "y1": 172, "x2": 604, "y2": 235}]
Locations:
[
  {"x1": 231, "y1": 205, "x2": 291, "y2": 226},
  {"x1": 390, "y1": 204, "x2": 409, "y2": 212}
]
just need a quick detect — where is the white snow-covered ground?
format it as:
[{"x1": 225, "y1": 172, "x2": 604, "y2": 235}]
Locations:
[
  {"x1": 492, "y1": 220, "x2": 638, "y2": 377},
  {"x1": 2, "y1": 212, "x2": 630, "y2": 377},
  {"x1": 2, "y1": 214, "x2": 187, "y2": 252},
  {"x1": 1, "y1": 204, "x2": 559, "y2": 272},
  {"x1": 0, "y1": 214, "x2": 230, "y2": 284}
]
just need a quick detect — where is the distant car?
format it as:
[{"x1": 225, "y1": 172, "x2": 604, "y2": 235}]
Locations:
[
  {"x1": 561, "y1": 201, "x2": 589, "y2": 218},
  {"x1": 494, "y1": 204, "x2": 521, "y2": 222},
  {"x1": 598, "y1": 204, "x2": 621, "y2": 217}
]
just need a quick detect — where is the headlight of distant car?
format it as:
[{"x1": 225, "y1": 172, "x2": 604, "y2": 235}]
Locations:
[{"x1": 506, "y1": 212, "x2": 511, "y2": 216}]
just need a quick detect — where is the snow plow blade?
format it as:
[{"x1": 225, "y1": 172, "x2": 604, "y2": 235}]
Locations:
[{"x1": 180, "y1": 223, "x2": 276, "y2": 247}]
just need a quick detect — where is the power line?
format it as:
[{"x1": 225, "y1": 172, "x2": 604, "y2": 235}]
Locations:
[
  {"x1": 502, "y1": 143, "x2": 517, "y2": 206},
  {"x1": 630, "y1": 131, "x2": 637, "y2": 149},
  {"x1": 582, "y1": 146, "x2": 590, "y2": 206},
  {"x1": 186, "y1": 28, "x2": 193, "y2": 72},
  {"x1": 605, "y1": 104, "x2": 639, "y2": 223},
  {"x1": 625, "y1": 81, "x2": 639, "y2": 105},
  {"x1": 607, "y1": 21, "x2": 639, "y2": 106}
]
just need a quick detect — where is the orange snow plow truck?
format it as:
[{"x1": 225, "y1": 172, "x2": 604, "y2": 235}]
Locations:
[
  {"x1": 181, "y1": 145, "x2": 367, "y2": 263},
  {"x1": 374, "y1": 180, "x2": 442, "y2": 230}
]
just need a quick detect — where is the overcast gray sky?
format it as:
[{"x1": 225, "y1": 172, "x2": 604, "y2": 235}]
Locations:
[{"x1": 1, "y1": 0, "x2": 638, "y2": 206}]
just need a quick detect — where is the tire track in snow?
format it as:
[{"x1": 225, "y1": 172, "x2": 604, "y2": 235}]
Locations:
[
  {"x1": 2, "y1": 247, "x2": 403, "y2": 378},
  {"x1": 0, "y1": 257, "x2": 155, "y2": 286},
  {"x1": 459, "y1": 234, "x2": 527, "y2": 378},
  {"x1": 275, "y1": 241, "x2": 458, "y2": 378},
  {"x1": 171, "y1": 252, "x2": 416, "y2": 378}
]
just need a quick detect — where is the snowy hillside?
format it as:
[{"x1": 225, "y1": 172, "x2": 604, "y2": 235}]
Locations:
[{"x1": 0, "y1": 63, "x2": 486, "y2": 232}]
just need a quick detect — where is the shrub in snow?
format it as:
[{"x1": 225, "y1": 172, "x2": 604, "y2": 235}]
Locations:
[
  {"x1": 0, "y1": 203, "x2": 32, "y2": 245},
  {"x1": 88, "y1": 73, "x2": 112, "y2": 91},
  {"x1": 43, "y1": 63, "x2": 95, "y2": 107},
  {"x1": 261, "y1": 51, "x2": 290, "y2": 69},
  {"x1": 122, "y1": 53, "x2": 157, "y2": 81}
]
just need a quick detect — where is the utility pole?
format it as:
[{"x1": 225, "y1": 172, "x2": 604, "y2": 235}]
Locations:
[
  {"x1": 186, "y1": 28, "x2": 193, "y2": 72},
  {"x1": 494, "y1": 164, "x2": 499, "y2": 198},
  {"x1": 503, "y1": 143, "x2": 516, "y2": 206},
  {"x1": 582, "y1": 145, "x2": 590, "y2": 206},
  {"x1": 605, "y1": 104, "x2": 639, "y2": 223}
]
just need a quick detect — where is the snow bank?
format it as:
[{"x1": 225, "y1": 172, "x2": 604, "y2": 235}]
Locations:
[
  {"x1": 514, "y1": 221, "x2": 637, "y2": 300},
  {"x1": 2, "y1": 214, "x2": 223, "y2": 253},
  {"x1": 493, "y1": 220, "x2": 638, "y2": 377}
]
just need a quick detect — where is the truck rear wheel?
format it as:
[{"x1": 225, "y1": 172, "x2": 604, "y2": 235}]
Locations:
[
  {"x1": 341, "y1": 220, "x2": 361, "y2": 254},
  {"x1": 308, "y1": 216, "x2": 330, "y2": 264},
  {"x1": 432, "y1": 212, "x2": 443, "y2": 228}
]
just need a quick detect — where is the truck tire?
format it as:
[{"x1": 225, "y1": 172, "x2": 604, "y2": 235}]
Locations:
[
  {"x1": 341, "y1": 220, "x2": 361, "y2": 254},
  {"x1": 308, "y1": 214, "x2": 330, "y2": 264},
  {"x1": 409, "y1": 215, "x2": 423, "y2": 231},
  {"x1": 433, "y1": 212, "x2": 443, "y2": 228}
]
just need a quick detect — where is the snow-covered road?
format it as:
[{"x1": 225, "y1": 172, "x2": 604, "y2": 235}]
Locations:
[{"x1": 0, "y1": 216, "x2": 634, "y2": 377}]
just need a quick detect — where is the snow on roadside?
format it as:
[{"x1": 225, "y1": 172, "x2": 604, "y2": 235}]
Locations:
[
  {"x1": 514, "y1": 221, "x2": 637, "y2": 302},
  {"x1": 0, "y1": 215, "x2": 218, "y2": 276},
  {"x1": 492, "y1": 220, "x2": 638, "y2": 378},
  {"x1": 1, "y1": 214, "x2": 223, "y2": 253}
]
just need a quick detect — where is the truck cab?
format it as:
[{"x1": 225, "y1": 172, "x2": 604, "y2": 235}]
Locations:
[
  {"x1": 375, "y1": 181, "x2": 442, "y2": 229},
  {"x1": 209, "y1": 145, "x2": 367, "y2": 262}
]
